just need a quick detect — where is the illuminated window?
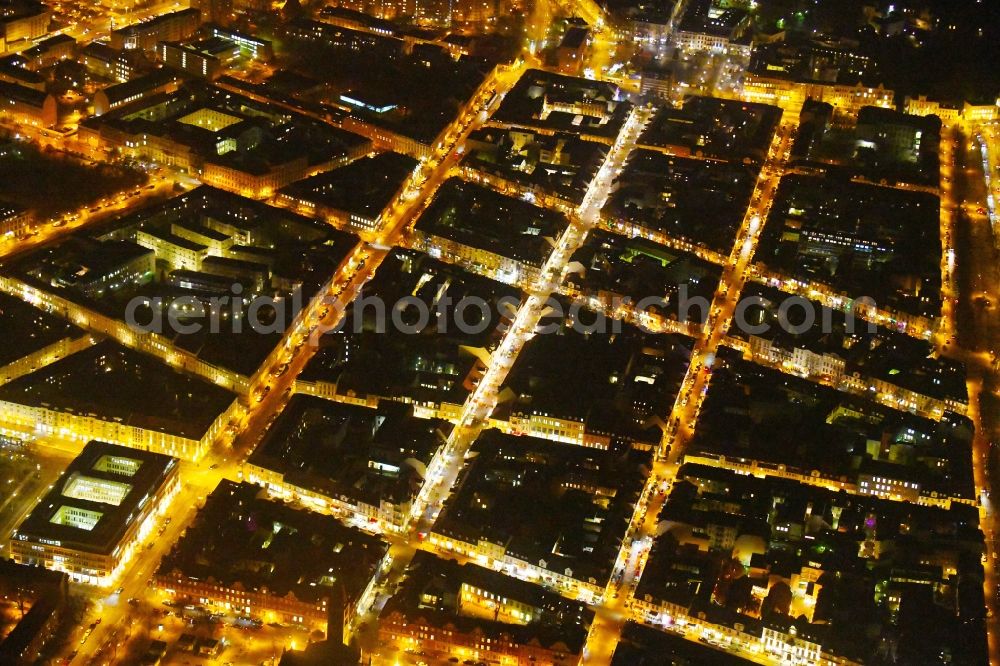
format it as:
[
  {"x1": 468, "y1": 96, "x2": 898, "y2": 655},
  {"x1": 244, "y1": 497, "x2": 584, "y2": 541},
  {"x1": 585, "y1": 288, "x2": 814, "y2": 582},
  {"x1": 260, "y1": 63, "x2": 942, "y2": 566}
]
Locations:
[
  {"x1": 50, "y1": 505, "x2": 103, "y2": 531},
  {"x1": 63, "y1": 473, "x2": 133, "y2": 506}
]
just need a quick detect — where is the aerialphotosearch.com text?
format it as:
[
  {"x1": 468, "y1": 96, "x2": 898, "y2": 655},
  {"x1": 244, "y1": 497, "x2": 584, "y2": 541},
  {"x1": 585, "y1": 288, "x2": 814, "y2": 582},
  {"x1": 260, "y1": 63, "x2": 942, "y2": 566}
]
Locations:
[{"x1": 124, "y1": 283, "x2": 880, "y2": 342}]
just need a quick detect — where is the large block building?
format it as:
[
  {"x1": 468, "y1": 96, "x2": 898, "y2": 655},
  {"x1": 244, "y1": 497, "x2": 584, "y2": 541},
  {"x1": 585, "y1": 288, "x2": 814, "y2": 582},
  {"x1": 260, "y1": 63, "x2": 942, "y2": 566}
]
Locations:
[{"x1": 10, "y1": 441, "x2": 179, "y2": 587}]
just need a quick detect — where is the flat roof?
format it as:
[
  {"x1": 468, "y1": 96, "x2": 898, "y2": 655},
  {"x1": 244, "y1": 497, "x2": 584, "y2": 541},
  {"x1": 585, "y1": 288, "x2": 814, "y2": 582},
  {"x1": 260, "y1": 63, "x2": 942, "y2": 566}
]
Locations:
[
  {"x1": 0, "y1": 340, "x2": 236, "y2": 439},
  {"x1": 171, "y1": 221, "x2": 230, "y2": 243},
  {"x1": 50, "y1": 239, "x2": 154, "y2": 288},
  {"x1": 201, "y1": 254, "x2": 269, "y2": 274},
  {"x1": 677, "y1": 0, "x2": 748, "y2": 36},
  {"x1": 497, "y1": 316, "x2": 692, "y2": 441},
  {"x1": 112, "y1": 7, "x2": 198, "y2": 35},
  {"x1": 14, "y1": 441, "x2": 177, "y2": 555},
  {"x1": 279, "y1": 152, "x2": 417, "y2": 220},
  {"x1": 464, "y1": 128, "x2": 607, "y2": 204},
  {"x1": 688, "y1": 355, "x2": 974, "y2": 500},
  {"x1": 301, "y1": 249, "x2": 518, "y2": 402},
  {"x1": 0, "y1": 79, "x2": 47, "y2": 108},
  {"x1": 560, "y1": 26, "x2": 589, "y2": 49}
]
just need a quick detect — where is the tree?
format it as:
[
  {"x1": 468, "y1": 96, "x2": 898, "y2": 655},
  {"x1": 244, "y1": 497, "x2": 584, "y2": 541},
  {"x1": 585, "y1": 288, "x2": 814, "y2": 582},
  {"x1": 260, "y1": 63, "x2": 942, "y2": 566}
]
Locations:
[
  {"x1": 761, "y1": 582, "x2": 793, "y2": 618},
  {"x1": 726, "y1": 576, "x2": 759, "y2": 615},
  {"x1": 712, "y1": 557, "x2": 745, "y2": 606}
]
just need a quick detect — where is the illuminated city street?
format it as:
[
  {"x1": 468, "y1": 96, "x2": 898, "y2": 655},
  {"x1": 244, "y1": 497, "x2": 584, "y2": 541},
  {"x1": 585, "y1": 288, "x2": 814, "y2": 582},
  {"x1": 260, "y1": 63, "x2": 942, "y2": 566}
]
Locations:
[{"x1": 0, "y1": 0, "x2": 996, "y2": 665}]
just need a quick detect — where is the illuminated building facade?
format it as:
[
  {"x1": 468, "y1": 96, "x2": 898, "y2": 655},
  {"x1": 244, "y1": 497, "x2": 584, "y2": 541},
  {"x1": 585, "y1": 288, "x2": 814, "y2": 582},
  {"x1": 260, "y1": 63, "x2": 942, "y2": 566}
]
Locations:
[
  {"x1": 0, "y1": 201, "x2": 30, "y2": 238},
  {"x1": 0, "y1": 80, "x2": 57, "y2": 127},
  {"x1": 742, "y1": 74, "x2": 894, "y2": 117},
  {"x1": 156, "y1": 38, "x2": 240, "y2": 80},
  {"x1": 323, "y1": 0, "x2": 499, "y2": 26},
  {"x1": 0, "y1": 1, "x2": 50, "y2": 45},
  {"x1": 108, "y1": 8, "x2": 201, "y2": 52},
  {"x1": 378, "y1": 552, "x2": 593, "y2": 665}
]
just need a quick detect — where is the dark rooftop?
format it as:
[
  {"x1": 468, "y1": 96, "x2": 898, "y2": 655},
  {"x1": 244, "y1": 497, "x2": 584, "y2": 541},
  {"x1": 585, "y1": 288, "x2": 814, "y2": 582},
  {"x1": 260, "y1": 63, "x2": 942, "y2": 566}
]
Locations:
[
  {"x1": 248, "y1": 397, "x2": 451, "y2": 508},
  {"x1": 158, "y1": 479, "x2": 387, "y2": 604},
  {"x1": 688, "y1": 355, "x2": 974, "y2": 501},
  {"x1": 756, "y1": 174, "x2": 942, "y2": 320},
  {"x1": 0, "y1": 292, "x2": 83, "y2": 368},
  {"x1": 603, "y1": 149, "x2": 758, "y2": 254},
  {"x1": 637, "y1": 96, "x2": 782, "y2": 164},
  {"x1": 497, "y1": 314, "x2": 693, "y2": 444},
  {"x1": 0, "y1": 80, "x2": 47, "y2": 108},
  {"x1": 0, "y1": 340, "x2": 236, "y2": 440},
  {"x1": 436, "y1": 430, "x2": 651, "y2": 586},
  {"x1": 302, "y1": 249, "x2": 520, "y2": 404},
  {"x1": 279, "y1": 152, "x2": 417, "y2": 222},
  {"x1": 99, "y1": 68, "x2": 178, "y2": 106},
  {"x1": 416, "y1": 178, "x2": 569, "y2": 268}
]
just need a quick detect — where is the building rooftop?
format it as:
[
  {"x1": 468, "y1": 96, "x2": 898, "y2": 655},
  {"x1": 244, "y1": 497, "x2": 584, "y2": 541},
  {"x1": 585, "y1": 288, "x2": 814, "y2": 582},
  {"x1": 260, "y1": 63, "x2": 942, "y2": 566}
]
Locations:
[
  {"x1": 565, "y1": 229, "x2": 721, "y2": 323},
  {"x1": 560, "y1": 26, "x2": 589, "y2": 50},
  {"x1": 496, "y1": 315, "x2": 693, "y2": 445},
  {"x1": 21, "y1": 33, "x2": 75, "y2": 60},
  {"x1": 248, "y1": 398, "x2": 451, "y2": 508},
  {"x1": 7, "y1": 185, "x2": 361, "y2": 376},
  {"x1": 612, "y1": 621, "x2": 753, "y2": 665},
  {"x1": 0, "y1": 341, "x2": 236, "y2": 440},
  {"x1": 416, "y1": 178, "x2": 568, "y2": 268},
  {"x1": 24, "y1": 237, "x2": 154, "y2": 296},
  {"x1": 381, "y1": 551, "x2": 594, "y2": 652},
  {"x1": 318, "y1": 6, "x2": 398, "y2": 36},
  {"x1": 139, "y1": 227, "x2": 208, "y2": 253},
  {"x1": 464, "y1": 127, "x2": 607, "y2": 204},
  {"x1": 0, "y1": 559, "x2": 67, "y2": 663},
  {"x1": 0, "y1": 79, "x2": 47, "y2": 108},
  {"x1": 677, "y1": 0, "x2": 749, "y2": 37},
  {"x1": 158, "y1": 479, "x2": 387, "y2": 604},
  {"x1": 792, "y1": 103, "x2": 941, "y2": 187},
  {"x1": 756, "y1": 174, "x2": 942, "y2": 319},
  {"x1": 603, "y1": 149, "x2": 758, "y2": 254},
  {"x1": 279, "y1": 152, "x2": 417, "y2": 222},
  {"x1": 98, "y1": 68, "x2": 178, "y2": 107},
  {"x1": 14, "y1": 441, "x2": 177, "y2": 556},
  {"x1": 0, "y1": 59, "x2": 45, "y2": 85},
  {"x1": 0, "y1": 292, "x2": 83, "y2": 368},
  {"x1": 110, "y1": 7, "x2": 199, "y2": 37},
  {"x1": 492, "y1": 69, "x2": 630, "y2": 139},
  {"x1": 638, "y1": 96, "x2": 782, "y2": 164},
  {"x1": 733, "y1": 283, "x2": 967, "y2": 403},
  {"x1": 749, "y1": 36, "x2": 877, "y2": 86},
  {"x1": 301, "y1": 249, "x2": 519, "y2": 404},
  {"x1": 436, "y1": 430, "x2": 651, "y2": 585},
  {"x1": 687, "y1": 355, "x2": 974, "y2": 501},
  {"x1": 0, "y1": 199, "x2": 25, "y2": 219},
  {"x1": 637, "y1": 461, "x2": 985, "y2": 663}
]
